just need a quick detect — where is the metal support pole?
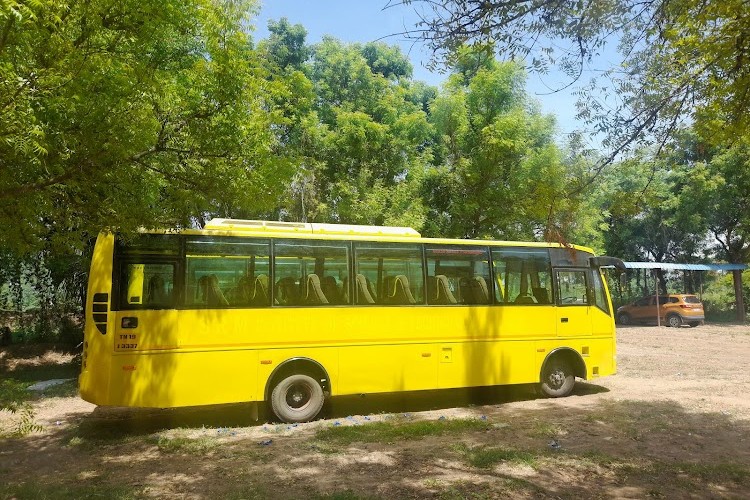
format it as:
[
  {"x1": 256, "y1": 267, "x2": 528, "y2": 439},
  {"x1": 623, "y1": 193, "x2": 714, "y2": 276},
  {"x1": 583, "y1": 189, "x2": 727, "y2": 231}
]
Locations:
[{"x1": 654, "y1": 269, "x2": 661, "y2": 327}]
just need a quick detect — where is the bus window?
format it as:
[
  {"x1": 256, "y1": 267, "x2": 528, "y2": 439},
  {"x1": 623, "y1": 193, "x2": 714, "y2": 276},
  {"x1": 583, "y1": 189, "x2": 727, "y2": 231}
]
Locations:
[
  {"x1": 273, "y1": 240, "x2": 349, "y2": 306},
  {"x1": 425, "y1": 245, "x2": 491, "y2": 305},
  {"x1": 491, "y1": 248, "x2": 552, "y2": 305},
  {"x1": 120, "y1": 262, "x2": 176, "y2": 309},
  {"x1": 590, "y1": 270, "x2": 610, "y2": 314},
  {"x1": 185, "y1": 237, "x2": 270, "y2": 308},
  {"x1": 353, "y1": 243, "x2": 424, "y2": 305},
  {"x1": 556, "y1": 270, "x2": 589, "y2": 305}
]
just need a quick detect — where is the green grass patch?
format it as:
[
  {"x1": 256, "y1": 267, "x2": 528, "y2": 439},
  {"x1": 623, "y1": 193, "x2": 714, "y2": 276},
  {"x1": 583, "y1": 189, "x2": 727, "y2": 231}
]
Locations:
[
  {"x1": 453, "y1": 443, "x2": 538, "y2": 469},
  {"x1": 527, "y1": 420, "x2": 562, "y2": 439},
  {"x1": 0, "y1": 482, "x2": 140, "y2": 499},
  {"x1": 435, "y1": 479, "x2": 532, "y2": 499},
  {"x1": 315, "y1": 418, "x2": 491, "y2": 445},
  {"x1": 666, "y1": 462, "x2": 750, "y2": 483},
  {"x1": 314, "y1": 491, "x2": 380, "y2": 500},
  {"x1": 155, "y1": 433, "x2": 219, "y2": 454}
]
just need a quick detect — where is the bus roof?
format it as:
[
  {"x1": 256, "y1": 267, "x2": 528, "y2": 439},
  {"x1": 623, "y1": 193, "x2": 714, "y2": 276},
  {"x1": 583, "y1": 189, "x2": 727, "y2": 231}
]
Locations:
[
  {"x1": 137, "y1": 218, "x2": 595, "y2": 254},
  {"x1": 204, "y1": 218, "x2": 422, "y2": 238}
]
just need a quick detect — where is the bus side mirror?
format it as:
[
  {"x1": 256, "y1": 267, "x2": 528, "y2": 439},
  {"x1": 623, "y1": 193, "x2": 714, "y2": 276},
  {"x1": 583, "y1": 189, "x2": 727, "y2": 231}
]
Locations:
[{"x1": 619, "y1": 272, "x2": 627, "y2": 288}]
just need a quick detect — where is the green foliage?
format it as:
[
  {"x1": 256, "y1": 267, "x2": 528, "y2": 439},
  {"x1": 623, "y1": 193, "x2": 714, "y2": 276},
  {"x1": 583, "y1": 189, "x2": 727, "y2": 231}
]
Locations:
[
  {"x1": 675, "y1": 135, "x2": 750, "y2": 263},
  {"x1": 701, "y1": 270, "x2": 750, "y2": 321},
  {"x1": 279, "y1": 36, "x2": 432, "y2": 227},
  {"x1": 0, "y1": 378, "x2": 32, "y2": 413},
  {"x1": 0, "y1": 379, "x2": 44, "y2": 437},
  {"x1": 0, "y1": 0, "x2": 298, "y2": 255},
  {"x1": 423, "y1": 59, "x2": 581, "y2": 240},
  {"x1": 261, "y1": 17, "x2": 311, "y2": 70},
  {"x1": 407, "y1": 0, "x2": 750, "y2": 158}
]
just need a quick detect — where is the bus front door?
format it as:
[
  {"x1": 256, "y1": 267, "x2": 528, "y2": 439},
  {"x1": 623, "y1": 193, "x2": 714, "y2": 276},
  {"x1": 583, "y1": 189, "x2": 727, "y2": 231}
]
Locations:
[{"x1": 555, "y1": 269, "x2": 592, "y2": 337}]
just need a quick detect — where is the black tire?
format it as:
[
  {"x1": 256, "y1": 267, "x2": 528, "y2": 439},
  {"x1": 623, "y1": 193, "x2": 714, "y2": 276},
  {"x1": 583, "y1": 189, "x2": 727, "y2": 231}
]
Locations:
[
  {"x1": 666, "y1": 314, "x2": 682, "y2": 328},
  {"x1": 540, "y1": 360, "x2": 575, "y2": 397},
  {"x1": 270, "y1": 374, "x2": 325, "y2": 423},
  {"x1": 618, "y1": 312, "x2": 631, "y2": 325},
  {"x1": 688, "y1": 321, "x2": 701, "y2": 328}
]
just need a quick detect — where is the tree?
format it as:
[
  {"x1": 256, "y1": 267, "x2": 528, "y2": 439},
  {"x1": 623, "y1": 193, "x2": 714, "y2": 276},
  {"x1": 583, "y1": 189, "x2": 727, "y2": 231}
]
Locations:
[
  {"x1": 280, "y1": 36, "x2": 432, "y2": 227},
  {"x1": 401, "y1": 0, "x2": 750, "y2": 159},
  {"x1": 261, "y1": 17, "x2": 311, "y2": 70},
  {"x1": 423, "y1": 55, "x2": 574, "y2": 240},
  {"x1": 675, "y1": 135, "x2": 750, "y2": 319},
  {"x1": 0, "y1": 0, "x2": 299, "y2": 254}
]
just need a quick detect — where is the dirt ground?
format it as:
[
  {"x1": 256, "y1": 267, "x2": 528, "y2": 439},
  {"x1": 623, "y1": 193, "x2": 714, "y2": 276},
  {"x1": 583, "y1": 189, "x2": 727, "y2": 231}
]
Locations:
[{"x1": 2, "y1": 324, "x2": 750, "y2": 499}]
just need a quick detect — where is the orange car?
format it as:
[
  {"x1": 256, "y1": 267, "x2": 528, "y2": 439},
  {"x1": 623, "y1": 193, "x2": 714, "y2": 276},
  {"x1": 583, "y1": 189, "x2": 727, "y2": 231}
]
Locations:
[{"x1": 616, "y1": 294, "x2": 705, "y2": 327}]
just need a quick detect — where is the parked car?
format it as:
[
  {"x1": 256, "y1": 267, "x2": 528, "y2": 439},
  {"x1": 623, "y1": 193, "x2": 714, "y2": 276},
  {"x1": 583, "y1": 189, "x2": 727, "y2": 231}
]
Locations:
[{"x1": 616, "y1": 294, "x2": 705, "y2": 327}]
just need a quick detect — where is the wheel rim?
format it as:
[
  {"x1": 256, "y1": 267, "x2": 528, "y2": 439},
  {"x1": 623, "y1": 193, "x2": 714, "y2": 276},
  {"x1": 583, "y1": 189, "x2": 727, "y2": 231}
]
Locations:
[
  {"x1": 668, "y1": 316, "x2": 680, "y2": 327},
  {"x1": 548, "y1": 369, "x2": 566, "y2": 390},
  {"x1": 285, "y1": 381, "x2": 312, "y2": 410},
  {"x1": 619, "y1": 314, "x2": 629, "y2": 325}
]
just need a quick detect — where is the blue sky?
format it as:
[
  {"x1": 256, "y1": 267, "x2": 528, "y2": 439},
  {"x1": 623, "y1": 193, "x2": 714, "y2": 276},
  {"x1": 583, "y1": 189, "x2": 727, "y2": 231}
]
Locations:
[{"x1": 253, "y1": 0, "x2": 613, "y2": 140}]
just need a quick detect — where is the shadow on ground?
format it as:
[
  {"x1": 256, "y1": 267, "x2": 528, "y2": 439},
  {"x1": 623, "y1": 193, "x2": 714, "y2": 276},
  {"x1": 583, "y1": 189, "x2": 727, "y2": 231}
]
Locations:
[
  {"x1": 68, "y1": 381, "x2": 608, "y2": 439},
  {"x1": 2, "y1": 397, "x2": 749, "y2": 499}
]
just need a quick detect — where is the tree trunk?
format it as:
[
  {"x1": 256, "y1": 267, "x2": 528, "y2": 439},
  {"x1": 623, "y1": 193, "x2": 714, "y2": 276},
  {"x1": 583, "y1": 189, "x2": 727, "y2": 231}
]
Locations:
[
  {"x1": 655, "y1": 268, "x2": 667, "y2": 294},
  {"x1": 733, "y1": 269, "x2": 745, "y2": 322}
]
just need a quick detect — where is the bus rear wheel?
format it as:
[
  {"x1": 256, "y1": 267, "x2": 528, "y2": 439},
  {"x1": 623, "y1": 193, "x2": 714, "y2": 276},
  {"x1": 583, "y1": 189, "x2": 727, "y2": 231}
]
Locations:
[
  {"x1": 271, "y1": 374, "x2": 325, "y2": 423},
  {"x1": 540, "y1": 360, "x2": 575, "y2": 397}
]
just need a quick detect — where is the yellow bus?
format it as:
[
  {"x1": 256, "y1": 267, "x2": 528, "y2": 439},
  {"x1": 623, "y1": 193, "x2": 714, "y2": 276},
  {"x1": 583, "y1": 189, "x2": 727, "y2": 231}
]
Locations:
[{"x1": 79, "y1": 219, "x2": 624, "y2": 422}]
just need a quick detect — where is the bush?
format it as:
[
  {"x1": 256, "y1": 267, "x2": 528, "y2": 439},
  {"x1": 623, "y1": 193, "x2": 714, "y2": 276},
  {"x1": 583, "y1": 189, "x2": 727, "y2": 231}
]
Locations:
[{"x1": 701, "y1": 271, "x2": 750, "y2": 322}]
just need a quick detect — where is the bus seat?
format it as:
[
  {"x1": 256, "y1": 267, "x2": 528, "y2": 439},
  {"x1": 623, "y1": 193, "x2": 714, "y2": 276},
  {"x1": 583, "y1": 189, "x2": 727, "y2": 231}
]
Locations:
[
  {"x1": 234, "y1": 276, "x2": 253, "y2": 305},
  {"x1": 205, "y1": 274, "x2": 229, "y2": 307},
  {"x1": 472, "y1": 276, "x2": 490, "y2": 304},
  {"x1": 321, "y1": 276, "x2": 342, "y2": 304},
  {"x1": 147, "y1": 275, "x2": 170, "y2": 306},
  {"x1": 355, "y1": 274, "x2": 375, "y2": 304},
  {"x1": 429, "y1": 275, "x2": 457, "y2": 304},
  {"x1": 305, "y1": 274, "x2": 329, "y2": 305},
  {"x1": 532, "y1": 286, "x2": 550, "y2": 304},
  {"x1": 275, "y1": 276, "x2": 300, "y2": 305},
  {"x1": 252, "y1": 274, "x2": 270, "y2": 306},
  {"x1": 514, "y1": 294, "x2": 537, "y2": 304},
  {"x1": 386, "y1": 275, "x2": 416, "y2": 305}
]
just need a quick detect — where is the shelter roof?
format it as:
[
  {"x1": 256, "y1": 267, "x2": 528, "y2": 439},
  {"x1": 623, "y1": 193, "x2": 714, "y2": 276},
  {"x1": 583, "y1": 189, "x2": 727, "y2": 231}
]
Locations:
[{"x1": 622, "y1": 262, "x2": 747, "y2": 271}]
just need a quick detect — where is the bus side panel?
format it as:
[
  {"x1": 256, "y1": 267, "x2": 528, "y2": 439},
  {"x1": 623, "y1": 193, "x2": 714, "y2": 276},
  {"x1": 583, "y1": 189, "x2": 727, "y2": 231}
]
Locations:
[
  {"x1": 337, "y1": 344, "x2": 438, "y2": 394},
  {"x1": 436, "y1": 340, "x2": 538, "y2": 389},
  {"x1": 436, "y1": 305, "x2": 555, "y2": 389},
  {"x1": 79, "y1": 233, "x2": 115, "y2": 405},
  {"x1": 107, "y1": 349, "x2": 259, "y2": 407}
]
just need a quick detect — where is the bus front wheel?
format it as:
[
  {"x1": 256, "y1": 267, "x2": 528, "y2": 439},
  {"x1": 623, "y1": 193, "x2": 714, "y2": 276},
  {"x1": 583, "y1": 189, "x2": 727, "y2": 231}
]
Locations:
[
  {"x1": 540, "y1": 360, "x2": 575, "y2": 398},
  {"x1": 271, "y1": 374, "x2": 325, "y2": 423}
]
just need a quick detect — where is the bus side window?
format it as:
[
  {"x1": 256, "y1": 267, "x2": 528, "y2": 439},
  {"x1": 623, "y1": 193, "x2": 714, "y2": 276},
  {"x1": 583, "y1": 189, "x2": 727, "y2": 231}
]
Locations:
[
  {"x1": 425, "y1": 245, "x2": 492, "y2": 305},
  {"x1": 491, "y1": 248, "x2": 552, "y2": 305},
  {"x1": 184, "y1": 237, "x2": 271, "y2": 308},
  {"x1": 120, "y1": 262, "x2": 176, "y2": 309},
  {"x1": 274, "y1": 239, "x2": 350, "y2": 306},
  {"x1": 354, "y1": 242, "x2": 424, "y2": 305}
]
